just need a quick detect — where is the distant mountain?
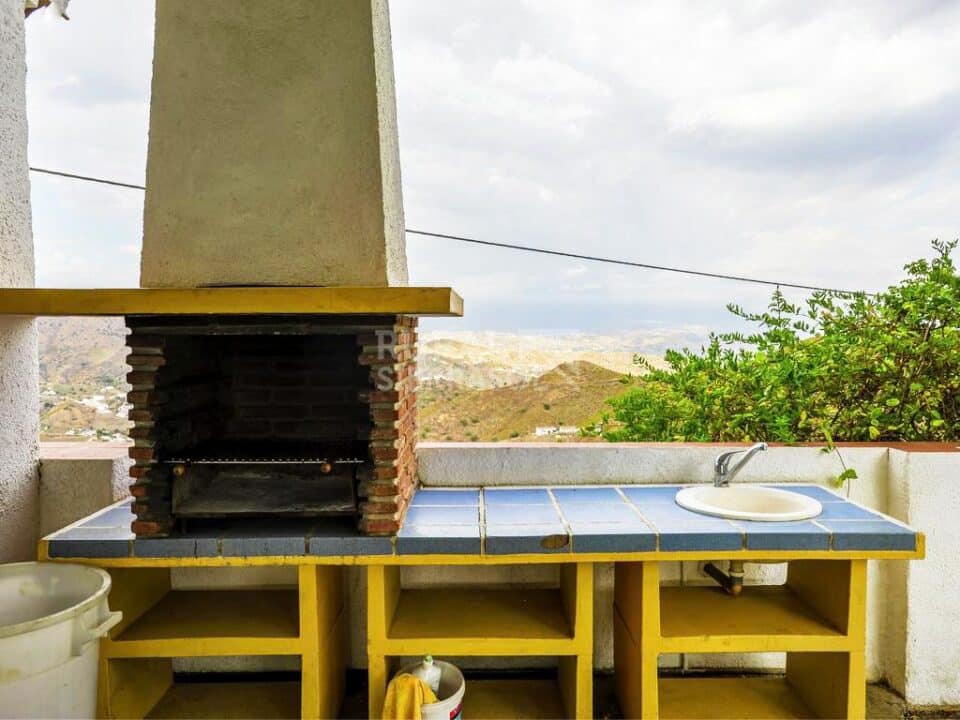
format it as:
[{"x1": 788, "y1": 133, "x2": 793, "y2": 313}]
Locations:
[
  {"x1": 37, "y1": 318, "x2": 130, "y2": 441},
  {"x1": 418, "y1": 331, "x2": 670, "y2": 388},
  {"x1": 418, "y1": 360, "x2": 638, "y2": 442},
  {"x1": 38, "y1": 317, "x2": 128, "y2": 388},
  {"x1": 33, "y1": 318, "x2": 692, "y2": 442}
]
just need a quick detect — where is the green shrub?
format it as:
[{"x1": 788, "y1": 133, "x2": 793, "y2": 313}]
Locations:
[{"x1": 604, "y1": 240, "x2": 960, "y2": 444}]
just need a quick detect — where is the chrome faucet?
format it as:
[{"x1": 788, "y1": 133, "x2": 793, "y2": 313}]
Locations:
[{"x1": 714, "y1": 442, "x2": 768, "y2": 487}]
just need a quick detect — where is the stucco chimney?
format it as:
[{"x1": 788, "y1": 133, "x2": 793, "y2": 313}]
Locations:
[{"x1": 140, "y1": 0, "x2": 408, "y2": 287}]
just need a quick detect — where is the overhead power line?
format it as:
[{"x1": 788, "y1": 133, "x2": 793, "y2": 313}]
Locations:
[
  {"x1": 30, "y1": 166, "x2": 146, "y2": 190},
  {"x1": 28, "y1": 165, "x2": 873, "y2": 295},
  {"x1": 404, "y1": 229, "x2": 869, "y2": 295}
]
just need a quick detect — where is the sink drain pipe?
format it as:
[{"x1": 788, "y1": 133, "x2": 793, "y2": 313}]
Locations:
[{"x1": 703, "y1": 561, "x2": 744, "y2": 596}]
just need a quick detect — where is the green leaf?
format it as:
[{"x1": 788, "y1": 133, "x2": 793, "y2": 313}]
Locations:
[
  {"x1": 832, "y1": 468, "x2": 859, "y2": 488},
  {"x1": 599, "y1": 240, "x2": 960, "y2": 445}
]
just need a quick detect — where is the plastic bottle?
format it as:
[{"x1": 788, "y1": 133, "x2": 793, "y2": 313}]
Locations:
[{"x1": 411, "y1": 654, "x2": 441, "y2": 695}]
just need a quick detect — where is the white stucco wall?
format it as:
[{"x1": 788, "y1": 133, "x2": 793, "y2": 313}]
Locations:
[
  {"x1": 38, "y1": 443, "x2": 131, "y2": 535},
  {"x1": 0, "y1": 0, "x2": 39, "y2": 563},
  {"x1": 140, "y1": 0, "x2": 408, "y2": 288},
  {"x1": 887, "y1": 450, "x2": 960, "y2": 707}
]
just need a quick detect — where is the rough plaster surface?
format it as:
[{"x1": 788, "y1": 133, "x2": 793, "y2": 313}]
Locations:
[
  {"x1": 0, "y1": 0, "x2": 39, "y2": 563},
  {"x1": 38, "y1": 447, "x2": 131, "y2": 535},
  {"x1": 888, "y1": 451, "x2": 960, "y2": 706},
  {"x1": 416, "y1": 442, "x2": 887, "y2": 488},
  {"x1": 140, "y1": 0, "x2": 408, "y2": 287}
]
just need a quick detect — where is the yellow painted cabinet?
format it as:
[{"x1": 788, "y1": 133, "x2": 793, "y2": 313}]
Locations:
[
  {"x1": 95, "y1": 566, "x2": 345, "y2": 720},
  {"x1": 366, "y1": 563, "x2": 594, "y2": 719},
  {"x1": 614, "y1": 559, "x2": 868, "y2": 719}
]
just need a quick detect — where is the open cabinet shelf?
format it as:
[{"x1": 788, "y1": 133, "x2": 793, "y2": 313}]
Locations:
[
  {"x1": 460, "y1": 678, "x2": 567, "y2": 720},
  {"x1": 615, "y1": 559, "x2": 868, "y2": 719},
  {"x1": 366, "y1": 563, "x2": 594, "y2": 719},
  {"x1": 659, "y1": 585, "x2": 847, "y2": 653},
  {"x1": 145, "y1": 681, "x2": 301, "y2": 720},
  {"x1": 386, "y1": 587, "x2": 575, "y2": 654},
  {"x1": 658, "y1": 677, "x2": 815, "y2": 720},
  {"x1": 106, "y1": 589, "x2": 300, "y2": 657},
  {"x1": 97, "y1": 567, "x2": 345, "y2": 720}
]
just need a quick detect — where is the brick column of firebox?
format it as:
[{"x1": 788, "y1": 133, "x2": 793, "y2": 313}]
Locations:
[
  {"x1": 126, "y1": 332, "x2": 173, "y2": 536},
  {"x1": 357, "y1": 316, "x2": 418, "y2": 535}
]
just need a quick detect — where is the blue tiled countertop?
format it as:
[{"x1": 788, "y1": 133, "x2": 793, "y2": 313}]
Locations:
[{"x1": 43, "y1": 484, "x2": 920, "y2": 560}]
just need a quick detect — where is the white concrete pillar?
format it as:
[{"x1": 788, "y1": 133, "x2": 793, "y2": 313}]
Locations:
[
  {"x1": 886, "y1": 450, "x2": 960, "y2": 707},
  {"x1": 140, "y1": 0, "x2": 408, "y2": 288},
  {"x1": 0, "y1": 0, "x2": 40, "y2": 562}
]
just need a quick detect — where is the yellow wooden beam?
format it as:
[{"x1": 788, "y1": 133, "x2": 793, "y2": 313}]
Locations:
[
  {"x1": 614, "y1": 561, "x2": 660, "y2": 720},
  {"x1": 0, "y1": 286, "x2": 463, "y2": 317}
]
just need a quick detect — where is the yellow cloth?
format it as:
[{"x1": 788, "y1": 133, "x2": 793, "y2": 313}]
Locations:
[{"x1": 382, "y1": 672, "x2": 439, "y2": 720}]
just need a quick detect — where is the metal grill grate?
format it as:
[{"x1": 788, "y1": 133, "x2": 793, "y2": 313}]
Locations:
[
  {"x1": 164, "y1": 456, "x2": 365, "y2": 465},
  {"x1": 162, "y1": 441, "x2": 367, "y2": 466}
]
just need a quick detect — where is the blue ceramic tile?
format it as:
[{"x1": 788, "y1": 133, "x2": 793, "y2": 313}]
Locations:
[
  {"x1": 816, "y1": 503, "x2": 881, "y2": 521},
  {"x1": 52, "y1": 525, "x2": 134, "y2": 541},
  {"x1": 569, "y1": 522, "x2": 656, "y2": 553},
  {"x1": 483, "y1": 488, "x2": 553, "y2": 505},
  {"x1": 634, "y1": 503, "x2": 735, "y2": 530},
  {"x1": 340, "y1": 535, "x2": 394, "y2": 556},
  {"x1": 411, "y1": 489, "x2": 480, "y2": 507},
  {"x1": 484, "y1": 504, "x2": 562, "y2": 525},
  {"x1": 81, "y1": 504, "x2": 137, "y2": 529},
  {"x1": 560, "y1": 503, "x2": 641, "y2": 524},
  {"x1": 307, "y1": 518, "x2": 367, "y2": 556},
  {"x1": 658, "y1": 528, "x2": 744, "y2": 552},
  {"x1": 134, "y1": 536, "x2": 222, "y2": 558},
  {"x1": 404, "y1": 506, "x2": 479, "y2": 526},
  {"x1": 397, "y1": 524, "x2": 481, "y2": 555},
  {"x1": 48, "y1": 539, "x2": 132, "y2": 558},
  {"x1": 620, "y1": 486, "x2": 681, "y2": 505},
  {"x1": 767, "y1": 485, "x2": 845, "y2": 503},
  {"x1": 219, "y1": 520, "x2": 312, "y2": 556},
  {"x1": 734, "y1": 520, "x2": 830, "y2": 551},
  {"x1": 551, "y1": 487, "x2": 624, "y2": 504},
  {"x1": 484, "y1": 523, "x2": 570, "y2": 554},
  {"x1": 47, "y1": 526, "x2": 133, "y2": 558},
  {"x1": 221, "y1": 536, "x2": 306, "y2": 557},
  {"x1": 820, "y1": 520, "x2": 917, "y2": 551}
]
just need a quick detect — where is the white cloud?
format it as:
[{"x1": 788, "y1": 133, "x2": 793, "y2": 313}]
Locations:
[{"x1": 21, "y1": 0, "x2": 960, "y2": 335}]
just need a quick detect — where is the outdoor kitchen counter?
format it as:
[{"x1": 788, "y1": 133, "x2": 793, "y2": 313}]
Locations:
[
  {"x1": 40, "y1": 484, "x2": 922, "y2": 562},
  {"x1": 38, "y1": 486, "x2": 923, "y2": 720}
]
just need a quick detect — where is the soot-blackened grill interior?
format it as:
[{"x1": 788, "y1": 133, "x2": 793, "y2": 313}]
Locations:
[{"x1": 126, "y1": 314, "x2": 419, "y2": 537}]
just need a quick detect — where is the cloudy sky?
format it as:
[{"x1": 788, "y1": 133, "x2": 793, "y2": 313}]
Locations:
[{"x1": 23, "y1": 1, "x2": 960, "y2": 335}]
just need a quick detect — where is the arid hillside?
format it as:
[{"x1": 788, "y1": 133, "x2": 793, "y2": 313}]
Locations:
[
  {"x1": 38, "y1": 318, "x2": 130, "y2": 440},
  {"x1": 34, "y1": 318, "x2": 676, "y2": 442},
  {"x1": 418, "y1": 361, "x2": 638, "y2": 441}
]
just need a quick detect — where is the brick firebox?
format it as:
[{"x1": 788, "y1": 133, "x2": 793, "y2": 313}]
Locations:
[{"x1": 126, "y1": 314, "x2": 418, "y2": 537}]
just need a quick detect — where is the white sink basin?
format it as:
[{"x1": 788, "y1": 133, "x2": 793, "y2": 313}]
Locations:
[{"x1": 675, "y1": 485, "x2": 822, "y2": 522}]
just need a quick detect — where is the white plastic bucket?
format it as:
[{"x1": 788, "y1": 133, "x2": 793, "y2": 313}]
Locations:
[
  {"x1": 398, "y1": 660, "x2": 464, "y2": 720},
  {"x1": 0, "y1": 562, "x2": 122, "y2": 719}
]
